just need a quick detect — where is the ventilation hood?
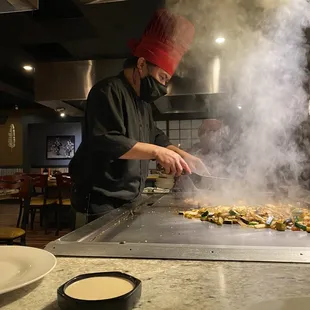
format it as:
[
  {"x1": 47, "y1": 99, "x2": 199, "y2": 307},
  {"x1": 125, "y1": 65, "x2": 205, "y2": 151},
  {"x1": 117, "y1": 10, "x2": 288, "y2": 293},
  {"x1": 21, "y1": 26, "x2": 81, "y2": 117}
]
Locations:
[
  {"x1": 0, "y1": 0, "x2": 38, "y2": 14},
  {"x1": 35, "y1": 57, "x2": 226, "y2": 116}
]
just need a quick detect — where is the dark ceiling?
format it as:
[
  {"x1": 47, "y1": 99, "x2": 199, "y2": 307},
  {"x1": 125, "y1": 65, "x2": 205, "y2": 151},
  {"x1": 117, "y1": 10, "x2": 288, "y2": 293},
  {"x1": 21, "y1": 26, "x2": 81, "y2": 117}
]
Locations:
[
  {"x1": 0, "y1": 0, "x2": 309, "y2": 114},
  {"x1": 0, "y1": 0, "x2": 164, "y2": 112}
]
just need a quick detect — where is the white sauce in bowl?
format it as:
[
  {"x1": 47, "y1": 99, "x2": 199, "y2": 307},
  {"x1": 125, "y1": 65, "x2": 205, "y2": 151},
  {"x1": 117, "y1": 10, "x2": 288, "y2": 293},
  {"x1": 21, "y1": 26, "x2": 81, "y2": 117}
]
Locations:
[{"x1": 65, "y1": 276, "x2": 134, "y2": 300}]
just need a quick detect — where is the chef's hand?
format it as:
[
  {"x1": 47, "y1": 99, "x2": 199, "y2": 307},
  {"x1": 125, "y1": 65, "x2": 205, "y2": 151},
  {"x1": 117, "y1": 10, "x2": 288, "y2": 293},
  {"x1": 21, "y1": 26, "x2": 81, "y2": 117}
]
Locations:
[
  {"x1": 182, "y1": 153, "x2": 211, "y2": 176},
  {"x1": 155, "y1": 147, "x2": 191, "y2": 176}
]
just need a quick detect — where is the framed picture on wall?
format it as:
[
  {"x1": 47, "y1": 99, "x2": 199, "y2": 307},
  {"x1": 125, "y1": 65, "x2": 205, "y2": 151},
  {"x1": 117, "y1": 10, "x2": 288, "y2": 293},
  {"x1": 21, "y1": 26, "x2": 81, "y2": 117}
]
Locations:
[{"x1": 46, "y1": 135, "x2": 75, "y2": 160}]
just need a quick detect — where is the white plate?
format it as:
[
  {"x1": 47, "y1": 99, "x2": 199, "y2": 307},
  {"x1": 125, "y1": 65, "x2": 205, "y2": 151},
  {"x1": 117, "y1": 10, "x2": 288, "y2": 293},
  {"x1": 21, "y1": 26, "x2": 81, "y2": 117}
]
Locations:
[{"x1": 0, "y1": 246, "x2": 57, "y2": 294}]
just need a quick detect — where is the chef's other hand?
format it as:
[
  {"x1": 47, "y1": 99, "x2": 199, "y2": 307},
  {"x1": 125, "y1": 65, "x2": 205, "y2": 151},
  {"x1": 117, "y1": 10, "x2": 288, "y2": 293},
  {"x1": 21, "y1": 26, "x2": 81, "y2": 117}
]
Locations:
[
  {"x1": 182, "y1": 153, "x2": 211, "y2": 176},
  {"x1": 155, "y1": 147, "x2": 191, "y2": 176}
]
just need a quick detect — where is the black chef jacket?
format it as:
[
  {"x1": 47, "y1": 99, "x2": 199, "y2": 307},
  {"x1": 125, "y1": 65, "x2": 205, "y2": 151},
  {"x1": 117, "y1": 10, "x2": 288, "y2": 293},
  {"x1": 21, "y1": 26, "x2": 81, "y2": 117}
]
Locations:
[{"x1": 69, "y1": 72, "x2": 171, "y2": 205}]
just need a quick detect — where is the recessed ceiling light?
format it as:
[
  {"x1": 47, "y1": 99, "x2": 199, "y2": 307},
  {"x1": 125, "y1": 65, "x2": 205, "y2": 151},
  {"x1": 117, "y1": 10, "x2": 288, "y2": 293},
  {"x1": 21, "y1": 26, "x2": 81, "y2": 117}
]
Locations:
[
  {"x1": 215, "y1": 37, "x2": 225, "y2": 44},
  {"x1": 23, "y1": 65, "x2": 33, "y2": 71},
  {"x1": 60, "y1": 112, "x2": 66, "y2": 118}
]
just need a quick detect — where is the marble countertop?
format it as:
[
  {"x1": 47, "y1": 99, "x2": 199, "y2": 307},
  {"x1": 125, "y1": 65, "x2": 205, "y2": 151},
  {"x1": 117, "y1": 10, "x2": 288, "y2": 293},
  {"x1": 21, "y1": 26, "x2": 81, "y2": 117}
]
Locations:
[{"x1": 1, "y1": 257, "x2": 310, "y2": 310}]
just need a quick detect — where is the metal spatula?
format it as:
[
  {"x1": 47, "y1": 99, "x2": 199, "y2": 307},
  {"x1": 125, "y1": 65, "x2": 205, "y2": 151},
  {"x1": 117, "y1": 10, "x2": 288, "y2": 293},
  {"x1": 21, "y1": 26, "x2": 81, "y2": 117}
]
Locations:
[
  {"x1": 189, "y1": 165, "x2": 232, "y2": 181},
  {"x1": 193, "y1": 173, "x2": 233, "y2": 181}
]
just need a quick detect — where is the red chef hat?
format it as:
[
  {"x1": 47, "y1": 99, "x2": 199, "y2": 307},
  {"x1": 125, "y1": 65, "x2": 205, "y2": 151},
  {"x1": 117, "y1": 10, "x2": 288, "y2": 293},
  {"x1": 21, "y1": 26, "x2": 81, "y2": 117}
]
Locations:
[{"x1": 128, "y1": 9, "x2": 195, "y2": 76}]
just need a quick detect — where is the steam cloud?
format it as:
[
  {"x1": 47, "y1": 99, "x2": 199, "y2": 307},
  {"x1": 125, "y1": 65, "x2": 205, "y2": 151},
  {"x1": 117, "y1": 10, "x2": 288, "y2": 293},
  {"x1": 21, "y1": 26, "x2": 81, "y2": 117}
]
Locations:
[{"x1": 167, "y1": 0, "x2": 310, "y2": 202}]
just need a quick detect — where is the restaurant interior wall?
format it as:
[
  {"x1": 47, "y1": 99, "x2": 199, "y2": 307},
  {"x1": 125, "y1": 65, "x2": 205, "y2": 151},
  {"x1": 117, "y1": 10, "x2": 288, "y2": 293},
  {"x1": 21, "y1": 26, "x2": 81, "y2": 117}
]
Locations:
[
  {"x1": 156, "y1": 119, "x2": 203, "y2": 150},
  {"x1": 27, "y1": 122, "x2": 82, "y2": 169},
  {"x1": 0, "y1": 117, "x2": 23, "y2": 167},
  {"x1": 18, "y1": 114, "x2": 82, "y2": 172}
]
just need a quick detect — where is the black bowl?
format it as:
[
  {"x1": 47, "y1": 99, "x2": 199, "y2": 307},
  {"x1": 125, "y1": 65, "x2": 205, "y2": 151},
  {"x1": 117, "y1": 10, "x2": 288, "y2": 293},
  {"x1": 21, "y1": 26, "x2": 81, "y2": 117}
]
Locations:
[{"x1": 57, "y1": 272, "x2": 142, "y2": 310}]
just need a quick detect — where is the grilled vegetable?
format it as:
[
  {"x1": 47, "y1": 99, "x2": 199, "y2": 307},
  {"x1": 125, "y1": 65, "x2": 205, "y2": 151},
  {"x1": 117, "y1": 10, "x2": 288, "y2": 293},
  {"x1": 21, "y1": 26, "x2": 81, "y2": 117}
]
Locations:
[
  {"x1": 224, "y1": 219, "x2": 238, "y2": 224},
  {"x1": 295, "y1": 222, "x2": 307, "y2": 231},
  {"x1": 184, "y1": 211, "x2": 199, "y2": 219},
  {"x1": 182, "y1": 200, "x2": 310, "y2": 232},
  {"x1": 270, "y1": 221, "x2": 277, "y2": 229},
  {"x1": 248, "y1": 221, "x2": 259, "y2": 226},
  {"x1": 291, "y1": 226, "x2": 301, "y2": 231},
  {"x1": 237, "y1": 219, "x2": 248, "y2": 227},
  {"x1": 201, "y1": 210, "x2": 209, "y2": 218},
  {"x1": 254, "y1": 224, "x2": 267, "y2": 229},
  {"x1": 217, "y1": 217, "x2": 224, "y2": 225},
  {"x1": 240, "y1": 217, "x2": 249, "y2": 224},
  {"x1": 252, "y1": 213, "x2": 265, "y2": 223},
  {"x1": 276, "y1": 222, "x2": 286, "y2": 231},
  {"x1": 229, "y1": 210, "x2": 239, "y2": 216}
]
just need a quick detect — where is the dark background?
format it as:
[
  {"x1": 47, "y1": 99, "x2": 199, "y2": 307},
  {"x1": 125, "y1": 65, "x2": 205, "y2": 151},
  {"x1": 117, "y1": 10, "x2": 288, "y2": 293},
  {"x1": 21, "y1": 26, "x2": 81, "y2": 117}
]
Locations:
[
  {"x1": 29, "y1": 123, "x2": 81, "y2": 167},
  {"x1": 1, "y1": 0, "x2": 308, "y2": 115},
  {"x1": 0, "y1": 0, "x2": 309, "y2": 170},
  {"x1": 0, "y1": 0, "x2": 165, "y2": 114}
]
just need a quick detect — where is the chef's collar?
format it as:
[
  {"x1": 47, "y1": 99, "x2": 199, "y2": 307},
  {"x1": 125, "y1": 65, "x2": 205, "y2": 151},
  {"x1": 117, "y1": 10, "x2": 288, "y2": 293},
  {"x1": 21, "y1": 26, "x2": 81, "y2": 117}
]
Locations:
[{"x1": 118, "y1": 71, "x2": 139, "y2": 99}]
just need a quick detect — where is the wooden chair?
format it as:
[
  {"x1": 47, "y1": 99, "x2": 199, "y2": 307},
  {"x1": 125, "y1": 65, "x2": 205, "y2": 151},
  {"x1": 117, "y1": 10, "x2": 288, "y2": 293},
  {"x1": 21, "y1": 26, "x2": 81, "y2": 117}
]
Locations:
[
  {"x1": 55, "y1": 173, "x2": 75, "y2": 235},
  {"x1": 25, "y1": 174, "x2": 58, "y2": 234},
  {"x1": 0, "y1": 175, "x2": 32, "y2": 245},
  {"x1": 1, "y1": 174, "x2": 24, "y2": 227},
  {"x1": 13, "y1": 173, "x2": 41, "y2": 228}
]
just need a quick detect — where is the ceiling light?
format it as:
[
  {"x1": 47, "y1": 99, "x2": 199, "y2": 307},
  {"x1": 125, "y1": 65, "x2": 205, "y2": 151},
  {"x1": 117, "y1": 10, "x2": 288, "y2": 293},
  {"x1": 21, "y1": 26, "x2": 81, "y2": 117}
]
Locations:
[
  {"x1": 55, "y1": 107, "x2": 66, "y2": 116},
  {"x1": 23, "y1": 65, "x2": 33, "y2": 71},
  {"x1": 215, "y1": 37, "x2": 225, "y2": 44}
]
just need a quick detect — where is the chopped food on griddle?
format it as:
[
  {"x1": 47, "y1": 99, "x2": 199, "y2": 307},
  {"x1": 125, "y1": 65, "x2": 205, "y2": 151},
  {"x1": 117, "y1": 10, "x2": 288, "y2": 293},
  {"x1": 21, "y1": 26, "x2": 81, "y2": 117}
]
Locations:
[
  {"x1": 180, "y1": 201, "x2": 310, "y2": 232},
  {"x1": 275, "y1": 222, "x2": 286, "y2": 231}
]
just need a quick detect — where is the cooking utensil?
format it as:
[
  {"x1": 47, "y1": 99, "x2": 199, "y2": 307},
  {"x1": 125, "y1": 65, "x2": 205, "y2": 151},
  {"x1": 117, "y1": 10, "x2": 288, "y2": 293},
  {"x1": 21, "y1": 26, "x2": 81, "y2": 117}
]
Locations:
[{"x1": 193, "y1": 172, "x2": 233, "y2": 181}]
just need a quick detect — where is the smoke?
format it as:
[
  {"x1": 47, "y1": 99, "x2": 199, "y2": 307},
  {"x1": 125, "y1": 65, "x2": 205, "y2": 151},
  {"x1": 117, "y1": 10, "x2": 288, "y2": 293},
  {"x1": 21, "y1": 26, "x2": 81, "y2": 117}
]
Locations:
[{"x1": 166, "y1": 0, "x2": 310, "y2": 200}]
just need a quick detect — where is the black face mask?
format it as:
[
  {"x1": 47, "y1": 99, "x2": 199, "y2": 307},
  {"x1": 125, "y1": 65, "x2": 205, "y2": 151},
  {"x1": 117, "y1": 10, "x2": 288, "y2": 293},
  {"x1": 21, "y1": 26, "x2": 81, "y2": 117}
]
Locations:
[{"x1": 139, "y1": 74, "x2": 168, "y2": 103}]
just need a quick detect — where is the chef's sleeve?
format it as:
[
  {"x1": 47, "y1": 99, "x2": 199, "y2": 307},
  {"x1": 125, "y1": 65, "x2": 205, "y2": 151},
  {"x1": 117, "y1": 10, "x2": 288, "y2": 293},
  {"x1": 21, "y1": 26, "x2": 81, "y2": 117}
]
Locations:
[
  {"x1": 87, "y1": 85, "x2": 137, "y2": 159},
  {"x1": 154, "y1": 126, "x2": 172, "y2": 148}
]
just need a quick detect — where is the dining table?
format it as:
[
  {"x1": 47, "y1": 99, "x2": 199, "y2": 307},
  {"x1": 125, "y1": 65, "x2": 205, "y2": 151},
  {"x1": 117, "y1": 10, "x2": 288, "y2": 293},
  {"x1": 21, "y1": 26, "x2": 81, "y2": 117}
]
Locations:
[{"x1": 0, "y1": 189, "x2": 19, "y2": 200}]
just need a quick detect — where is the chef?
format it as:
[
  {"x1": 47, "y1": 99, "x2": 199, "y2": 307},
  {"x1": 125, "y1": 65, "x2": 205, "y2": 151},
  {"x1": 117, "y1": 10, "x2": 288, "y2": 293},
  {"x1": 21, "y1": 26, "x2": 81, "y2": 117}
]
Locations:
[
  {"x1": 195, "y1": 119, "x2": 232, "y2": 177},
  {"x1": 174, "y1": 119, "x2": 228, "y2": 189},
  {"x1": 191, "y1": 119, "x2": 228, "y2": 155},
  {"x1": 69, "y1": 9, "x2": 208, "y2": 221}
]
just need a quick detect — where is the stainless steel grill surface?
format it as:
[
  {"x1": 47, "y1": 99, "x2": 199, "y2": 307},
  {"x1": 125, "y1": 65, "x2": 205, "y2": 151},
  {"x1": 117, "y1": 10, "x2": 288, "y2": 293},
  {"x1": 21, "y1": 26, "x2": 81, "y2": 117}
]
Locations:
[
  {"x1": 93, "y1": 195, "x2": 309, "y2": 246},
  {"x1": 45, "y1": 194, "x2": 310, "y2": 263}
]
